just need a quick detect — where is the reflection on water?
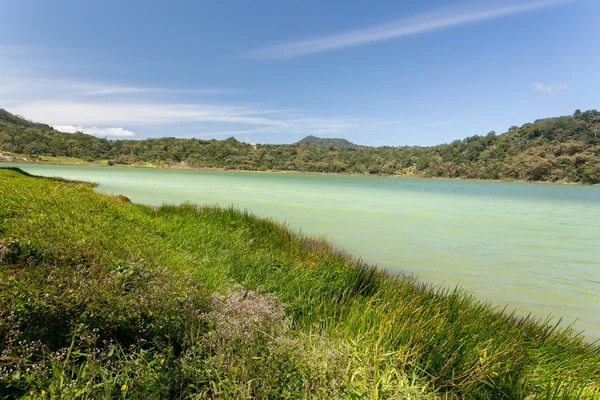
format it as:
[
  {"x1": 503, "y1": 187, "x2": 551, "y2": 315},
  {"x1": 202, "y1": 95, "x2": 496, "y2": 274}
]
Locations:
[{"x1": 6, "y1": 163, "x2": 600, "y2": 340}]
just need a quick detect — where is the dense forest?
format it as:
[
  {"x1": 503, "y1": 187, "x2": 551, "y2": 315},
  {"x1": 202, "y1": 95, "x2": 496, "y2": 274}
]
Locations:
[{"x1": 1, "y1": 108, "x2": 600, "y2": 183}]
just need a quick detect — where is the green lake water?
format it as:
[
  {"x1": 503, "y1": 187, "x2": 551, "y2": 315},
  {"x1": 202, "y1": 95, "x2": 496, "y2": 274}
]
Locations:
[{"x1": 5, "y1": 163, "x2": 600, "y2": 340}]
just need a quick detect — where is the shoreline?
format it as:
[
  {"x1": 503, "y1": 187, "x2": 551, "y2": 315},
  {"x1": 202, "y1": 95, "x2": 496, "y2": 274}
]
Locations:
[{"x1": 0, "y1": 156, "x2": 593, "y2": 186}]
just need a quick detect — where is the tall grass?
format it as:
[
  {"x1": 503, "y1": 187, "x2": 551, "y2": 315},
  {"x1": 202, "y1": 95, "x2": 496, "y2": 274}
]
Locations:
[{"x1": 1, "y1": 167, "x2": 599, "y2": 399}]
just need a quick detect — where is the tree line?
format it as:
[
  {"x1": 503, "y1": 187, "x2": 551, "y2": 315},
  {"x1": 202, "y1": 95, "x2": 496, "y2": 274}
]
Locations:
[{"x1": 1, "y1": 108, "x2": 599, "y2": 183}]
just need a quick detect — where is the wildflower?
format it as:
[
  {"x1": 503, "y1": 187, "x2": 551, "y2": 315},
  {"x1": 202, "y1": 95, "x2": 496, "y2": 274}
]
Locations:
[
  {"x1": 160, "y1": 358, "x2": 165, "y2": 364},
  {"x1": 121, "y1": 384, "x2": 127, "y2": 391},
  {"x1": 41, "y1": 390, "x2": 47, "y2": 396}
]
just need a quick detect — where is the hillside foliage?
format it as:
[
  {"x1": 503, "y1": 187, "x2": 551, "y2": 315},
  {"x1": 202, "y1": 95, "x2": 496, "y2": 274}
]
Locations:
[{"x1": 1, "y1": 108, "x2": 600, "y2": 183}]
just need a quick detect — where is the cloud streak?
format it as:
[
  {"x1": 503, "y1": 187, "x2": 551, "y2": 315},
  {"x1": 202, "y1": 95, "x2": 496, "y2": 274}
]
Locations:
[
  {"x1": 77, "y1": 84, "x2": 239, "y2": 96},
  {"x1": 7, "y1": 100, "x2": 359, "y2": 139},
  {"x1": 0, "y1": 51, "x2": 238, "y2": 102},
  {"x1": 54, "y1": 125, "x2": 136, "y2": 137},
  {"x1": 9, "y1": 101, "x2": 290, "y2": 127},
  {"x1": 249, "y1": 0, "x2": 569, "y2": 58},
  {"x1": 533, "y1": 82, "x2": 568, "y2": 95},
  {"x1": 0, "y1": 46, "x2": 362, "y2": 140},
  {"x1": 0, "y1": 77, "x2": 237, "y2": 101}
]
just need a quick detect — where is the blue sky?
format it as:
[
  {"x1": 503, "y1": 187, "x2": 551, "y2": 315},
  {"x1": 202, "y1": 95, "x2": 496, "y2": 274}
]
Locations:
[{"x1": 1, "y1": 0, "x2": 598, "y2": 146}]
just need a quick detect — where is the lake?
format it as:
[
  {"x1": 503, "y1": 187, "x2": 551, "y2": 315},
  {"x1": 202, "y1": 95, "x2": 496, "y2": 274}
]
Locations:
[{"x1": 5, "y1": 163, "x2": 600, "y2": 340}]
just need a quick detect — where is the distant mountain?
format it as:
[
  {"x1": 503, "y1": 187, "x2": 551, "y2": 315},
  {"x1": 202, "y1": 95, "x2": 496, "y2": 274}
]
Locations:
[{"x1": 296, "y1": 135, "x2": 362, "y2": 148}]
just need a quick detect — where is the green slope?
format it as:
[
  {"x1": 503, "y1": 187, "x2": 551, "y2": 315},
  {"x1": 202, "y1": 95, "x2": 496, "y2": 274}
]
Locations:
[{"x1": 1, "y1": 168, "x2": 599, "y2": 399}]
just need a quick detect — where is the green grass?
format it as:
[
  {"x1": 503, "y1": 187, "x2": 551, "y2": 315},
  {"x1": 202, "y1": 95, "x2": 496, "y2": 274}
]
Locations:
[
  {"x1": 0, "y1": 152, "x2": 161, "y2": 168},
  {"x1": 1, "y1": 167, "x2": 599, "y2": 399},
  {"x1": 0, "y1": 153, "x2": 100, "y2": 166}
]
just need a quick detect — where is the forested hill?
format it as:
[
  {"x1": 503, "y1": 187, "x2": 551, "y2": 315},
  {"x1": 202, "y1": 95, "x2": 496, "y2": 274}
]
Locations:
[
  {"x1": 296, "y1": 135, "x2": 362, "y2": 148},
  {"x1": 1, "y1": 108, "x2": 600, "y2": 183}
]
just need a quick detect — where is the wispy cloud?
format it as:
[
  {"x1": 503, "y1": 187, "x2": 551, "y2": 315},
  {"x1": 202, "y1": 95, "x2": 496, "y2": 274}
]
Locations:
[
  {"x1": 76, "y1": 83, "x2": 239, "y2": 96},
  {"x1": 0, "y1": 48, "x2": 238, "y2": 102},
  {"x1": 187, "y1": 129, "x2": 266, "y2": 138},
  {"x1": 9, "y1": 101, "x2": 292, "y2": 127},
  {"x1": 0, "y1": 45, "x2": 361, "y2": 140},
  {"x1": 7, "y1": 100, "x2": 361, "y2": 140},
  {"x1": 54, "y1": 125, "x2": 136, "y2": 137},
  {"x1": 183, "y1": 117, "x2": 359, "y2": 139},
  {"x1": 0, "y1": 76, "x2": 238, "y2": 101},
  {"x1": 533, "y1": 82, "x2": 568, "y2": 95},
  {"x1": 249, "y1": 0, "x2": 569, "y2": 59}
]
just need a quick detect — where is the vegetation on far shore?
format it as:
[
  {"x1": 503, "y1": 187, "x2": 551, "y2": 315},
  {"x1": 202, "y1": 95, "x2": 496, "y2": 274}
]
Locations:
[
  {"x1": 1, "y1": 167, "x2": 600, "y2": 399},
  {"x1": 297, "y1": 135, "x2": 364, "y2": 149},
  {"x1": 2, "y1": 108, "x2": 600, "y2": 184}
]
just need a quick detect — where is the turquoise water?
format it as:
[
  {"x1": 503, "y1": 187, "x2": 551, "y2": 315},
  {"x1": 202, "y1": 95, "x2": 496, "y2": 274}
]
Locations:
[{"x1": 5, "y1": 163, "x2": 600, "y2": 340}]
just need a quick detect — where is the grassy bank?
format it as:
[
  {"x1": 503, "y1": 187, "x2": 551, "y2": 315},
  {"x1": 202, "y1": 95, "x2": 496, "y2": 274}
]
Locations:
[
  {"x1": 0, "y1": 152, "x2": 159, "y2": 169},
  {"x1": 1, "y1": 156, "x2": 592, "y2": 188},
  {"x1": 1, "y1": 167, "x2": 599, "y2": 399}
]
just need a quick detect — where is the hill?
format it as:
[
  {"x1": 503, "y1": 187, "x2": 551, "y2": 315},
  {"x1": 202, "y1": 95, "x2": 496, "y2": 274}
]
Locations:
[
  {"x1": 296, "y1": 135, "x2": 362, "y2": 148},
  {"x1": 1, "y1": 108, "x2": 599, "y2": 183},
  {"x1": 0, "y1": 108, "x2": 52, "y2": 130},
  {"x1": 1, "y1": 167, "x2": 599, "y2": 398}
]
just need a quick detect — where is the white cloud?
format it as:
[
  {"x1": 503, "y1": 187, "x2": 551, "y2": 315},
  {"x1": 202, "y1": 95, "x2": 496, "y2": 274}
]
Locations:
[
  {"x1": 75, "y1": 84, "x2": 239, "y2": 96},
  {"x1": 5, "y1": 100, "x2": 361, "y2": 140},
  {"x1": 249, "y1": 0, "x2": 569, "y2": 58},
  {"x1": 54, "y1": 125, "x2": 136, "y2": 137},
  {"x1": 310, "y1": 122, "x2": 355, "y2": 135},
  {"x1": 189, "y1": 129, "x2": 263, "y2": 138},
  {"x1": 9, "y1": 101, "x2": 289, "y2": 127},
  {"x1": 76, "y1": 85, "x2": 158, "y2": 96},
  {"x1": 533, "y1": 82, "x2": 568, "y2": 95},
  {"x1": 0, "y1": 76, "x2": 237, "y2": 101},
  {"x1": 0, "y1": 50, "x2": 238, "y2": 103}
]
